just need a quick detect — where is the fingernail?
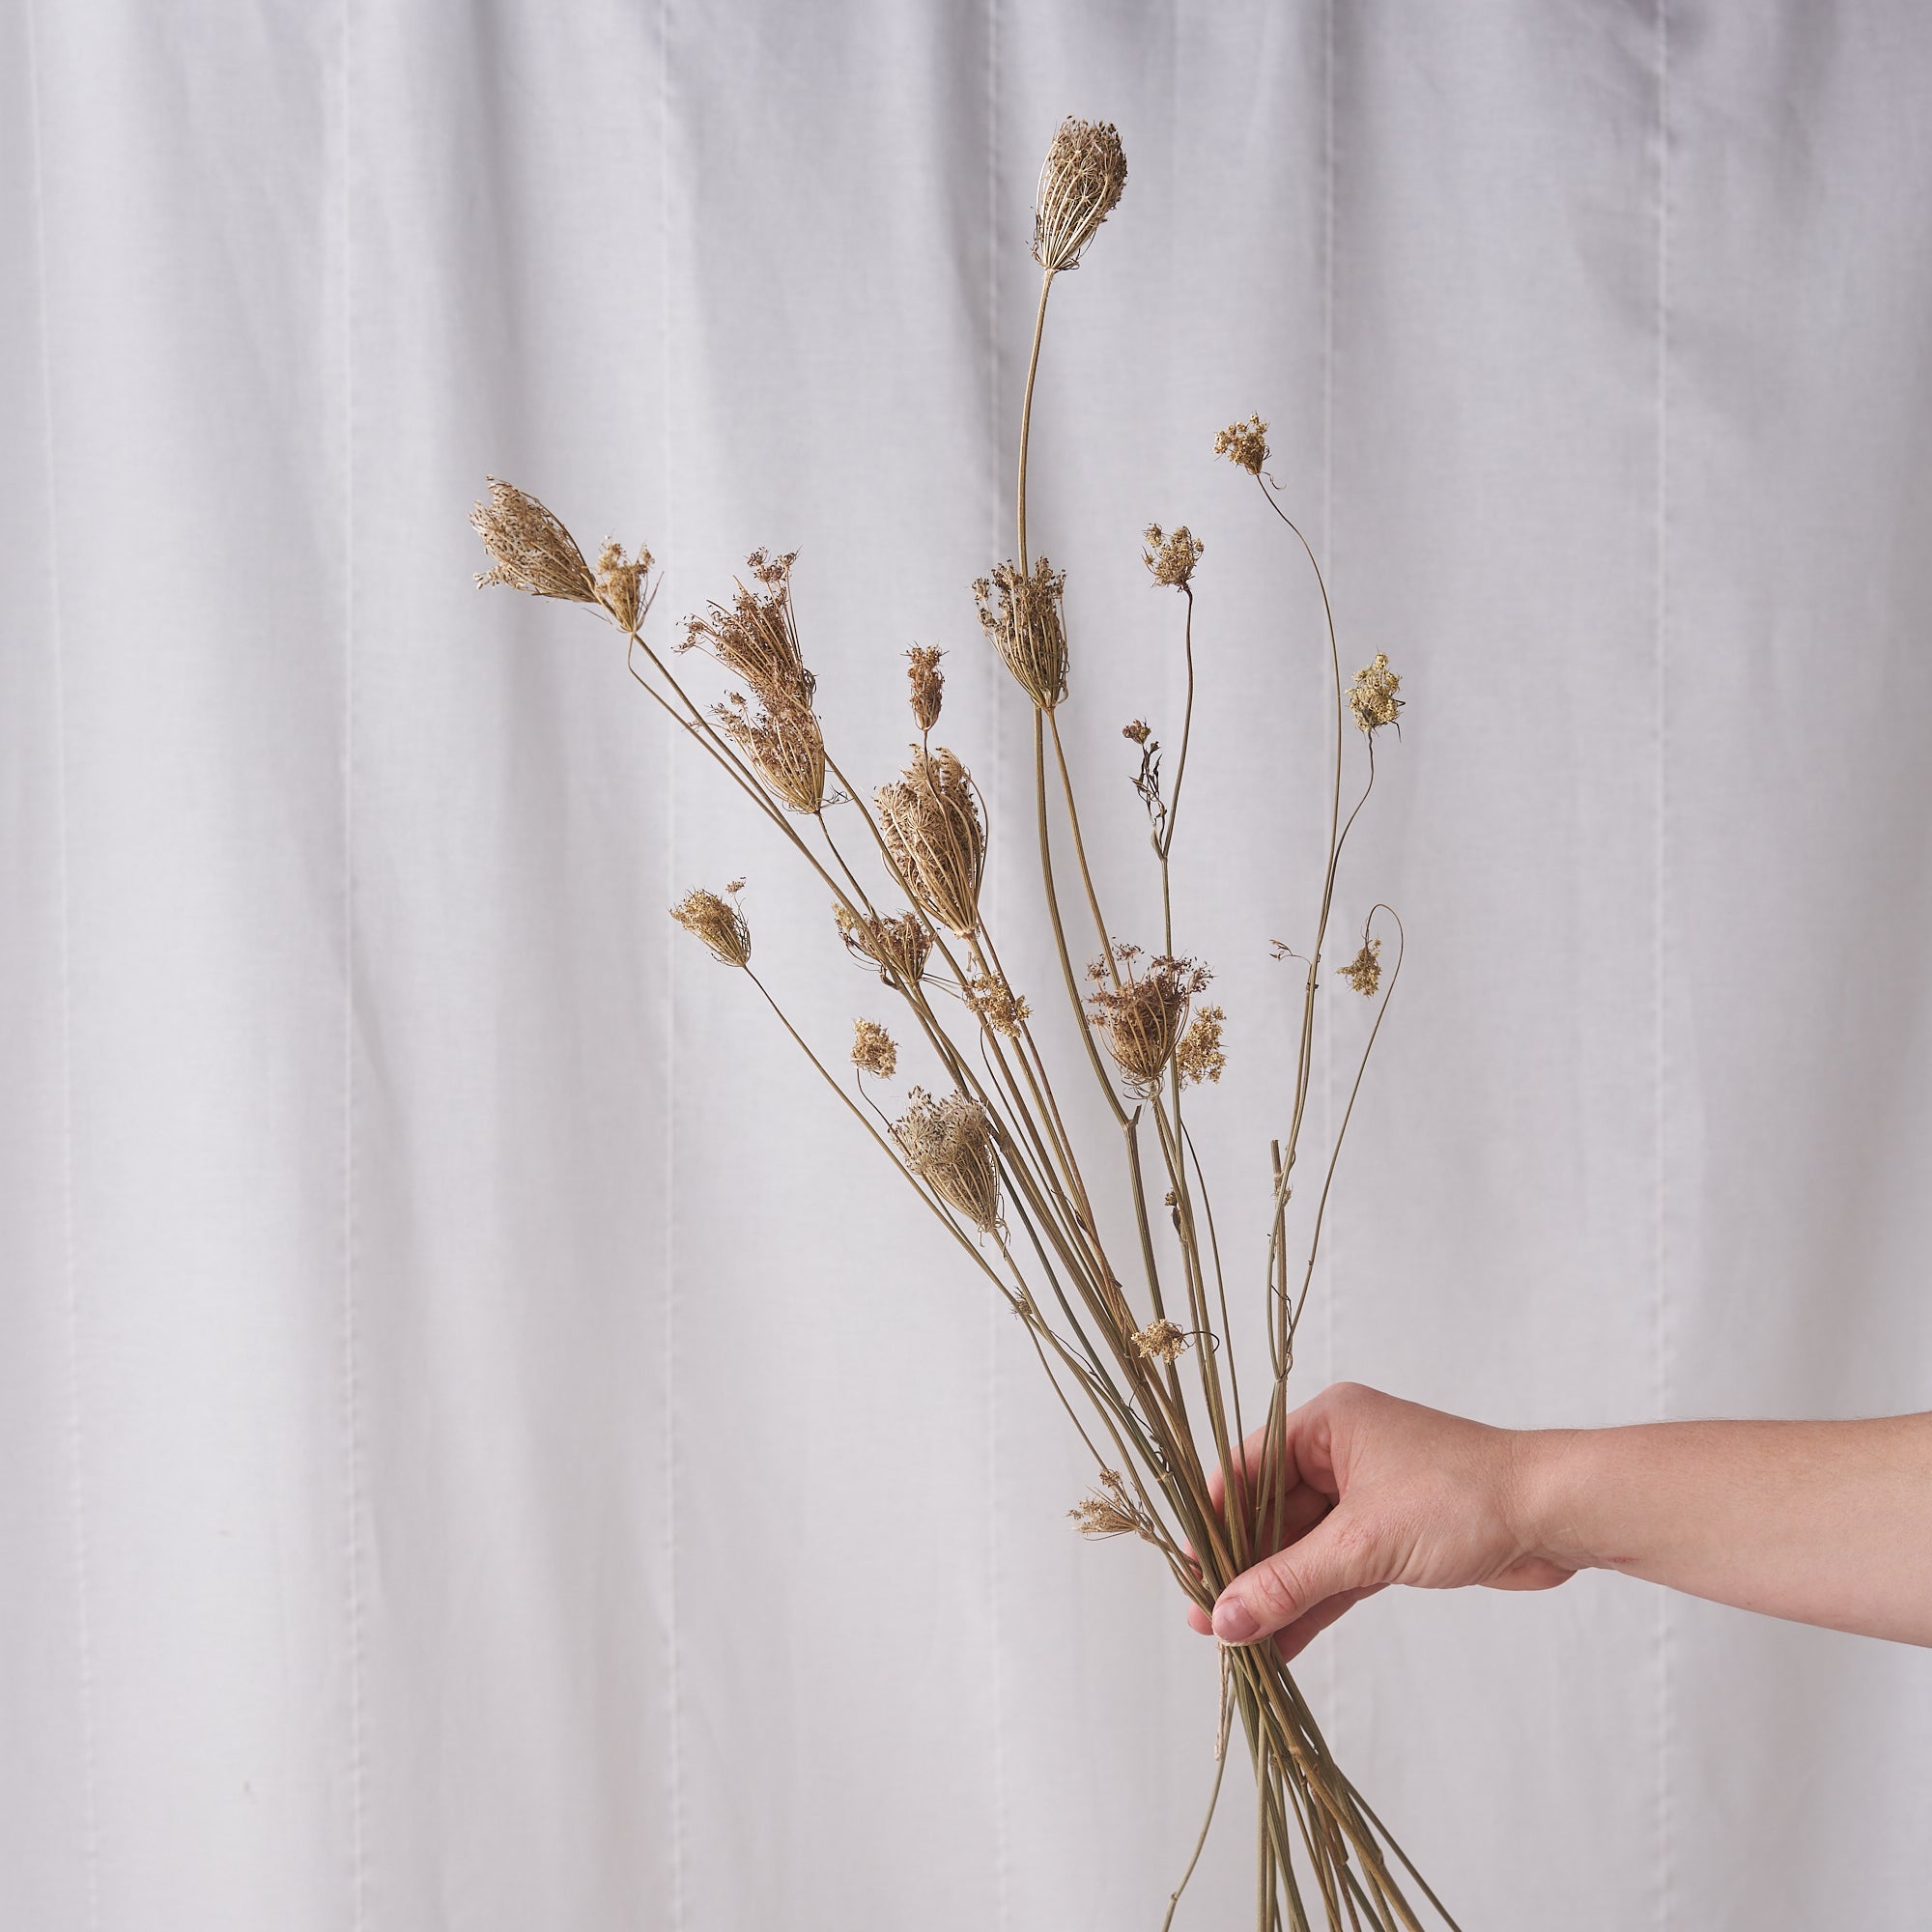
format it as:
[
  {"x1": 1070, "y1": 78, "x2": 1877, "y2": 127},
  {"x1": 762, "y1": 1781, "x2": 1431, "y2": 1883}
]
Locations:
[{"x1": 1211, "y1": 1595, "x2": 1259, "y2": 1643}]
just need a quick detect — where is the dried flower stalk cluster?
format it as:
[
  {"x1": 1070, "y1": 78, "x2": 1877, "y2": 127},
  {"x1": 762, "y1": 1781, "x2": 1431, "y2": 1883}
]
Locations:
[{"x1": 470, "y1": 116, "x2": 1435, "y2": 1932}]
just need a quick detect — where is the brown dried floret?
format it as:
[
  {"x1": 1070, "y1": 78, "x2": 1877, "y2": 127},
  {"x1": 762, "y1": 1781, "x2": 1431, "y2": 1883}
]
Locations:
[
  {"x1": 1131, "y1": 1318, "x2": 1190, "y2": 1365},
  {"x1": 1086, "y1": 945, "x2": 1212, "y2": 1089},
  {"x1": 713, "y1": 688, "x2": 827, "y2": 814},
  {"x1": 1067, "y1": 1468, "x2": 1146, "y2": 1541},
  {"x1": 1339, "y1": 938, "x2": 1382, "y2": 997},
  {"x1": 892, "y1": 1087, "x2": 1001, "y2": 1233},
  {"x1": 1348, "y1": 653, "x2": 1403, "y2": 733},
  {"x1": 835, "y1": 904, "x2": 934, "y2": 986},
  {"x1": 469, "y1": 478, "x2": 599, "y2": 603},
  {"x1": 875, "y1": 748, "x2": 986, "y2": 937},
  {"x1": 905, "y1": 645, "x2": 945, "y2": 733},
  {"x1": 1175, "y1": 1004, "x2": 1227, "y2": 1087},
  {"x1": 594, "y1": 538, "x2": 655, "y2": 633},
  {"x1": 669, "y1": 884, "x2": 751, "y2": 968},
  {"x1": 973, "y1": 558, "x2": 1068, "y2": 710},
  {"x1": 678, "y1": 550, "x2": 814, "y2": 707},
  {"x1": 1213, "y1": 414, "x2": 1270, "y2": 477},
  {"x1": 1142, "y1": 524, "x2": 1204, "y2": 588},
  {"x1": 1032, "y1": 117, "x2": 1127, "y2": 272},
  {"x1": 850, "y1": 1018, "x2": 898, "y2": 1079},
  {"x1": 963, "y1": 972, "x2": 1031, "y2": 1039}
]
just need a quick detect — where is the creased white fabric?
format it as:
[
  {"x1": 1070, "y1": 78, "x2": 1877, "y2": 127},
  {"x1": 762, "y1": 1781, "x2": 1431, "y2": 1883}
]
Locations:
[{"x1": 6, "y1": 3, "x2": 1932, "y2": 1927}]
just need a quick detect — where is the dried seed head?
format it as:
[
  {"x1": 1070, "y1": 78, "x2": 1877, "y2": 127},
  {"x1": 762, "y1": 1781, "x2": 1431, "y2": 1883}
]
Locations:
[
  {"x1": 1086, "y1": 948, "x2": 1212, "y2": 1089},
  {"x1": 1213, "y1": 414, "x2": 1270, "y2": 477},
  {"x1": 850, "y1": 1017, "x2": 898, "y2": 1079},
  {"x1": 1348, "y1": 653, "x2": 1403, "y2": 734},
  {"x1": 835, "y1": 903, "x2": 934, "y2": 987},
  {"x1": 874, "y1": 748, "x2": 986, "y2": 937},
  {"x1": 892, "y1": 1087, "x2": 1002, "y2": 1232},
  {"x1": 963, "y1": 972, "x2": 1031, "y2": 1039},
  {"x1": 905, "y1": 645, "x2": 945, "y2": 733},
  {"x1": 1122, "y1": 719, "x2": 1151, "y2": 745},
  {"x1": 668, "y1": 885, "x2": 752, "y2": 968},
  {"x1": 1176, "y1": 1004, "x2": 1227, "y2": 1087},
  {"x1": 1032, "y1": 117, "x2": 1127, "y2": 271},
  {"x1": 973, "y1": 558, "x2": 1068, "y2": 709},
  {"x1": 470, "y1": 478, "x2": 599, "y2": 603},
  {"x1": 1143, "y1": 524, "x2": 1204, "y2": 588},
  {"x1": 594, "y1": 538, "x2": 655, "y2": 633},
  {"x1": 713, "y1": 688, "x2": 828, "y2": 814},
  {"x1": 1068, "y1": 1468, "x2": 1147, "y2": 1541},
  {"x1": 1340, "y1": 937, "x2": 1382, "y2": 997},
  {"x1": 679, "y1": 550, "x2": 814, "y2": 706},
  {"x1": 1132, "y1": 1318, "x2": 1190, "y2": 1365}
]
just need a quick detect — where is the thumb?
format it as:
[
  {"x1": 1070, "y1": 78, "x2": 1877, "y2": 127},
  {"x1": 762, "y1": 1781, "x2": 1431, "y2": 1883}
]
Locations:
[{"x1": 1210, "y1": 1507, "x2": 1382, "y2": 1646}]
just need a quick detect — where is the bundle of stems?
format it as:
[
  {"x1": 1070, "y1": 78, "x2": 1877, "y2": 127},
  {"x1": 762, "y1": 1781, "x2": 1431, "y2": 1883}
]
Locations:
[{"x1": 469, "y1": 116, "x2": 1456, "y2": 1932}]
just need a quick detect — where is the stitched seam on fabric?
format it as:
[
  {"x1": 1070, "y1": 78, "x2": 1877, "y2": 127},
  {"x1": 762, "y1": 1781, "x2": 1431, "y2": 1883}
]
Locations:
[
  {"x1": 27, "y1": 2, "x2": 101, "y2": 1921},
  {"x1": 661, "y1": 3, "x2": 687, "y2": 1923},
  {"x1": 985, "y1": 5, "x2": 1010, "y2": 1927},
  {"x1": 1652, "y1": 4, "x2": 1673, "y2": 1927},
  {"x1": 338, "y1": 3, "x2": 370, "y2": 1922}
]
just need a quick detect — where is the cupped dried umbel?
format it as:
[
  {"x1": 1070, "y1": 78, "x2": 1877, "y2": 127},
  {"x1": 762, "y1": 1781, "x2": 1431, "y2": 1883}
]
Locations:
[
  {"x1": 1348, "y1": 653, "x2": 1403, "y2": 734},
  {"x1": 973, "y1": 557, "x2": 1068, "y2": 709},
  {"x1": 891, "y1": 1087, "x2": 1001, "y2": 1233},
  {"x1": 1142, "y1": 524, "x2": 1204, "y2": 588},
  {"x1": 713, "y1": 688, "x2": 828, "y2": 815},
  {"x1": 679, "y1": 550, "x2": 815, "y2": 707},
  {"x1": 1213, "y1": 414, "x2": 1270, "y2": 477},
  {"x1": 834, "y1": 904, "x2": 934, "y2": 986},
  {"x1": 874, "y1": 748, "x2": 986, "y2": 937},
  {"x1": 905, "y1": 646, "x2": 945, "y2": 733},
  {"x1": 470, "y1": 478, "x2": 599, "y2": 604},
  {"x1": 1031, "y1": 117, "x2": 1127, "y2": 272},
  {"x1": 1086, "y1": 944, "x2": 1213, "y2": 1089},
  {"x1": 668, "y1": 882, "x2": 752, "y2": 968}
]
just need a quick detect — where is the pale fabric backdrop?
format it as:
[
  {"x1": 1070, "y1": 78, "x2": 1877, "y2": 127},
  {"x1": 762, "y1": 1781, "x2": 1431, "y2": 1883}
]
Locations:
[{"x1": 6, "y1": 2, "x2": 1931, "y2": 1927}]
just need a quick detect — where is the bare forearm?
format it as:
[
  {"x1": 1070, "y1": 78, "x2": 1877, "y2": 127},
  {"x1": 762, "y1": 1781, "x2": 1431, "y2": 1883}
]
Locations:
[{"x1": 1520, "y1": 1414, "x2": 1932, "y2": 1644}]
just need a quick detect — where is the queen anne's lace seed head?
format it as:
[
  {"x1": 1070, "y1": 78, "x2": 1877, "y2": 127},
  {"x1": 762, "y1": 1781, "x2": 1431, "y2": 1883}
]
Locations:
[
  {"x1": 594, "y1": 539, "x2": 655, "y2": 633},
  {"x1": 1340, "y1": 938, "x2": 1382, "y2": 997},
  {"x1": 875, "y1": 748, "x2": 986, "y2": 937},
  {"x1": 713, "y1": 688, "x2": 827, "y2": 814},
  {"x1": 835, "y1": 904, "x2": 934, "y2": 987},
  {"x1": 470, "y1": 479, "x2": 599, "y2": 603},
  {"x1": 1131, "y1": 1319, "x2": 1190, "y2": 1364},
  {"x1": 1086, "y1": 947, "x2": 1212, "y2": 1089},
  {"x1": 905, "y1": 645, "x2": 945, "y2": 733},
  {"x1": 668, "y1": 884, "x2": 752, "y2": 968},
  {"x1": 1032, "y1": 117, "x2": 1127, "y2": 272},
  {"x1": 1175, "y1": 1005, "x2": 1227, "y2": 1086},
  {"x1": 1142, "y1": 524, "x2": 1204, "y2": 588},
  {"x1": 850, "y1": 1017, "x2": 898, "y2": 1079},
  {"x1": 892, "y1": 1087, "x2": 1001, "y2": 1232},
  {"x1": 1212, "y1": 414, "x2": 1269, "y2": 477},
  {"x1": 679, "y1": 550, "x2": 814, "y2": 707},
  {"x1": 1348, "y1": 654, "x2": 1403, "y2": 734},
  {"x1": 964, "y1": 972, "x2": 1030, "y2": 1039},
  {"x1": 973, "y1": 559, "x2": 1069, "y2": 710}
]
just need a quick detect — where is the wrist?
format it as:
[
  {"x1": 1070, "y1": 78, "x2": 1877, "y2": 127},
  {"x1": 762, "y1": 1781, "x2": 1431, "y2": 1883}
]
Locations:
[{"x1": 1507, "y1": 1425, "x2": 1603, "y2": 1572}]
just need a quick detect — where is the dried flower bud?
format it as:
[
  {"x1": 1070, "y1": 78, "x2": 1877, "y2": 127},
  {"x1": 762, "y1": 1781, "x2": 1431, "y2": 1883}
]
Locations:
[
  {"x1": 713, "y1": 688, "x2": 828, "y2": 814},
  {"x1": 973, "y1": 558, "x2": 1068, "y2": 709},
  {"x1": 1348, "y1": 653, "x2": 1403, "y2": 734},
  {"x1": 1131, "y1": 1319, "x2": 1190, "y2": 1365},
  {"x1": 1032, "y1": 117, "x2": 1127, "y2": 271},
  {"x1": 1142, "y1": 524, "x2": 1204, "y2": 588},
  {"x1": 1339, "y1": 938, "x2": 1382, "y2": 997},
  {"x1": 1176, "y1": 1004, "x2": 1227, "y2": 1087},
  {"x1": 850, "y1": 1017, "x2": 898, "y2": 1079},
  {"x1": 892, "y1": 1087, "x2": 1001, "y2": 1233},
  {"x1": 594, "y1": 538, "x2": 656, "y2": 633},
  {"x1": 906, "y1": 645, "x2": 945, "y2": 732},
  {"x1": 835, "y1": 904, "x2": 934, "y2": 987},
  {"x1": 669, "y1": 885, "x2": 751, "y2": 968},
  {"x1": 469, "y1": 478, "x2": 598, "y2": 603},
  {"x1": 679, "y1": 550, "x2": 814, "y2": 706},
  {"x1": 874, "y1": 748, "x2": 986, "y2": 937},
  {"x1": 1086, "y1": 949, "x2": 1212, "y2": 1089},
  {"x1": 1213, "y1": 414, "x2": 1269, "y2": 477},
  {"x1": 1122, "y1": 720, "x2": 1151, "y2": 745},
  {"x1": 963, "y1": 972, "x2": 1031, "y2": 1039}
]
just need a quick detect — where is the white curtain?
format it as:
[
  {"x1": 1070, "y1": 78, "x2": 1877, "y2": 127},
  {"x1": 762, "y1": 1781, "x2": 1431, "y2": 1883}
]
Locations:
[{"x1": 7, "y1": 2, "x2": 1932, "y2": 1926}]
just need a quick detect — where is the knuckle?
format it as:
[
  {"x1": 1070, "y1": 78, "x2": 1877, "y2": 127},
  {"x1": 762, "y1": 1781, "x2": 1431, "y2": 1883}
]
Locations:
[{"x1": 1247, "y1": 1556, "x2": 1307, "y2": 1623}]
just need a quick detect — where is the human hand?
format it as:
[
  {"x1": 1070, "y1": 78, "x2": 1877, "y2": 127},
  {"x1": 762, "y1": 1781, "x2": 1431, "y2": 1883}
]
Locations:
[{"x1": 1187, "y1": 1382, "x2": 1577, "y2": 1659}]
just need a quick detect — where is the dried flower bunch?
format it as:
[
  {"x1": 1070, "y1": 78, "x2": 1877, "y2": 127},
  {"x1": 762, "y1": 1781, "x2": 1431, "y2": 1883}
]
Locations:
[{"x1": 469, "y1": 115, "x2": 1431, "y2": 1932}]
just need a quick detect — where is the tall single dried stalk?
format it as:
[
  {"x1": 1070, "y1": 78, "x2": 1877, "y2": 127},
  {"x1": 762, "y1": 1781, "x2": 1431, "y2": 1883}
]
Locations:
[{"x1": 469, "y1": 115, "x2": 1449, "y2": 1932}]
